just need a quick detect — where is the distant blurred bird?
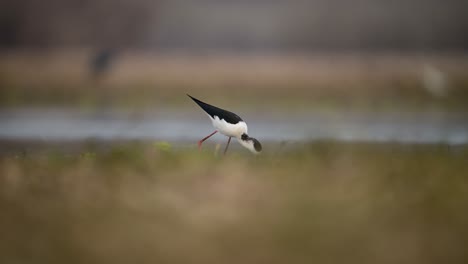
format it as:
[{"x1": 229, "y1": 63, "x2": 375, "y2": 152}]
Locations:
[
  {"x1": 90, "y1": 48, "x2": 116, "y2": 81},
  {"x1": 422, "y1": 64, "x2": 448, "y2": 97},
  {"x1": 187, "y1": 94, "x2": 262, "y2": 155}
]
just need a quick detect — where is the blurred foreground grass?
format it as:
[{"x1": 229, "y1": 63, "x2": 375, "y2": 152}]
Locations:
[{"x1": 1, "y1": 141, "x2": 468, "y2": 264}]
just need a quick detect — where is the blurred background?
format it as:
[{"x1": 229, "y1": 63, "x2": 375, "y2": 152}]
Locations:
[
  {"x1": 0, "y1": 0, "x2": 468, "y2": 143},
  {"x1": 1, "y1": 1, "x2": 468, "y2": 263}
]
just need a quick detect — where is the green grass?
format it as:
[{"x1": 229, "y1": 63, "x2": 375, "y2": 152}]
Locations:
[{"x1": 1, "y1": 142, "x2": 468, "y2": 264}]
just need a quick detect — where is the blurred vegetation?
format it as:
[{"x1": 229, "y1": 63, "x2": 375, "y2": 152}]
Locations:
[
  {"x1": 1, "y1": 141, "x2": 468, "y2": 264},
  {"x1": 1, "y1": 52, "x2": 468, "y2": 112}
]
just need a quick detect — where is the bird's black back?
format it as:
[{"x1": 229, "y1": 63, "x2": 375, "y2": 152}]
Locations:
[{"x1": 187, "y1": 94, "x2": 243, "y2": 124}]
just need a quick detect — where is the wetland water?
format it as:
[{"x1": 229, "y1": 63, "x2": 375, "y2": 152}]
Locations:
[{"x1": 1, "y1": 108, "x2": 467, "y2": 145}]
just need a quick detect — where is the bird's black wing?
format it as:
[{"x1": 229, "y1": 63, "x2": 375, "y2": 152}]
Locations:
[{"x1": 187, "y1": 94, "x2": 243, "y2": 124}]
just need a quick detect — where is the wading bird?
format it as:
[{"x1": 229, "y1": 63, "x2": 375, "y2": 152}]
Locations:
[{"x1": 187, "y1": 94, "x2": 262, "y2": 155}]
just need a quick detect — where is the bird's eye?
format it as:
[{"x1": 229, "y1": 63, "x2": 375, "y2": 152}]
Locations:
[{"x1": 241, "y1": 133, "x2": 248, "y2": 140}]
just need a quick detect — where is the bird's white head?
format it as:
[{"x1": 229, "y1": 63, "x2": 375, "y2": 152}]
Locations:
[{"x1": 237, "y1": 133, "x2": 262, "y2": 154}]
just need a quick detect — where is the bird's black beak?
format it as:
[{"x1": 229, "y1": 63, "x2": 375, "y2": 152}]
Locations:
[{"x1": 251, "y1": 138, "x2": 262, "y2": 152}]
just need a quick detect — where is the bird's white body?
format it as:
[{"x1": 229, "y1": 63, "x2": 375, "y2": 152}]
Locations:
[
  {"x1": 208, "y1": 114, "x2": 258, "y2": 153},
  {"x1": 210, "y1": 115, "x2": 248, "y2": 138}
]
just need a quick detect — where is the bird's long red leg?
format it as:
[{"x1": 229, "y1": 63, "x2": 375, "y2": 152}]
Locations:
[
  {"x1": 198, "y1": 130, "x2": 218, "y2": 150},
  {"x1": 223, "y1": 137, "x2": 232, "y2": 155}
]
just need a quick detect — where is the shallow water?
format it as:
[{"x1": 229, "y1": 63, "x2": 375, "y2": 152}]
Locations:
[{"x1": 1, "y1": 108, "x2": 468, "y2": 145}]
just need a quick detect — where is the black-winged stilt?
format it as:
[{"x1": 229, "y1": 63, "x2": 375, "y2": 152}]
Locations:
[{"x1": 187, "y1": 94, "x2": 262, "y2": 155}]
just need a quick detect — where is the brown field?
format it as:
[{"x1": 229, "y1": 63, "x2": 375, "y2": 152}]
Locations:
[{"x1": 1, "y1": 51, "x2": 468, "y2": 111}]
